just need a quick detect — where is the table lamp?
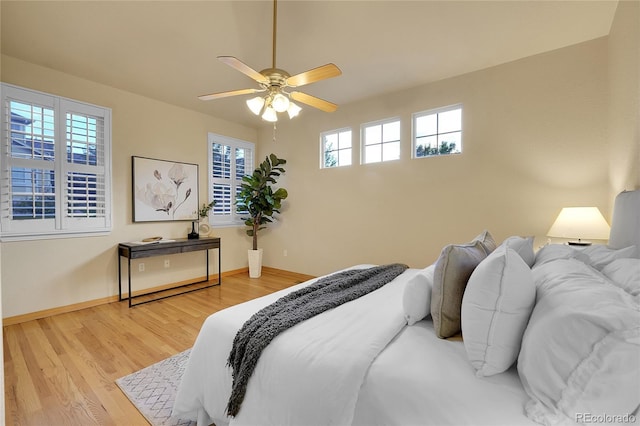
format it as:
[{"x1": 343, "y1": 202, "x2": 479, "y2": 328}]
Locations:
[{"x1": 547, "y1": 207, "x2": 610, "y2": 246}]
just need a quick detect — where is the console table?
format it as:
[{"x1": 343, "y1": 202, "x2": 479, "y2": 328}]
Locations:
[{"x1": 118, "y1": 237, "x2": 221, "y2": 307}]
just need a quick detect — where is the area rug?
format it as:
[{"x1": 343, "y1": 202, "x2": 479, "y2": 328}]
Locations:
[{"x1": 116, "y1": 349, "x2": 196, "y2": 426}]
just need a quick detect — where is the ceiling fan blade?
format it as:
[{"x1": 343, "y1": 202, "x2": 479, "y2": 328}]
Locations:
[
  {"x1": 286, "y1": 63, "x2": 342, "y2": 87},
  {"x1": 198, "y1": 88, "x2": 261, "y2": 101},
  {"x1": 290, "y1": 91, "x2": 338, "y2": 112},
  {"x1": 218, "y1": 56, "x2": 269, "y2": 85}
]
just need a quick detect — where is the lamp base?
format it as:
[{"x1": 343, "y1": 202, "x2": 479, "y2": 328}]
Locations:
[{"x1": 568, "y1": 240, "x2": 591, "y2": 246}]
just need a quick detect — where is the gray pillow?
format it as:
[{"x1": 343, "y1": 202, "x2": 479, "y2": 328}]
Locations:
[
  {"x1": 473, "y1": 229, "x2": 497, "y2": 254},
  {"x1": 431, "y1": 239, "x2": 488, "y2": 338}
]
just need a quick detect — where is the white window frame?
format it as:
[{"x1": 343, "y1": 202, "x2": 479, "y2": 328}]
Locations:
[
  {"x1": 320, "y1": 127, "x2": 352, "y2": 169},
  {"x1": 0, "y1": 83, "x2": 112, "y2": 241},
  {"x1": 361, "y1": 117, "x2": 401, "y2": 164},
  {"x1": 412, "y1": 104, "x2": 462, "y2": 159},
  {"x1": 207, "y1": 133, "x2": 254, "y2": 227}
]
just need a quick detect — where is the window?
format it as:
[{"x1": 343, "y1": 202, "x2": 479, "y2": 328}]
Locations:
[
  {"x1": 0, "y1": 83, "x2": 112, "y2": 240},
  {"x1": 208, "y1": 133, "x2": 254, "y2": 226},
  {"x1": 321, "y1": 128, "x2": 352, "y2": 168},
  {"x1": 362, "y1": 118, "x2": 401, "y2": 164},
  {"x1": 413, "y1": 105, "x2": 462, "y2": 158}
]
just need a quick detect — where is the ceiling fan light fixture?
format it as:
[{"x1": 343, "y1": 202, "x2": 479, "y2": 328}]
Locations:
[
  {"x1": 271, "y1": 92, "x2": 290, "y2": 113},
  {"x1": 262, "y1": 106, "x2": 278, "y2": 122},
  {"x1": 287, "y1": 102, "x2": 302, "y2": 119},
  {"x1": 246, "y1": 96, "x2": 265, "y2": 115}
]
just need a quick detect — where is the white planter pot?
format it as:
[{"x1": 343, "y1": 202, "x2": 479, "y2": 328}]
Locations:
[{"x1": 248, "y1": 248, "x2": 263, "y2": 278}]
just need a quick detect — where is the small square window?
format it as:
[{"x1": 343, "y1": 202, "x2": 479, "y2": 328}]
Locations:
[
  {"x1": 413, "y1": 106, "x2": 462, "y2": 158},
  {"x1": 362, "y1": 118, "x2": 401, "y2": 164},
  {"x1": 321, "y1": 128, "x2": 352, "y2": 168}
]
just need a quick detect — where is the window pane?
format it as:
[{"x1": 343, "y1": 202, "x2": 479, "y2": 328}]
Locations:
[
  {"x1": 415, "y1": 135, "x2": 438, "y2": 157},
  {"x1": 212, "y1": 143, "x2": 231, "y2": 178},
  {"x1": 67, "y1": 113, "x2": 100, "y2": 166},
  {"x1": 338, "y1": 131, "x2": 351, "y2": 149},
  {"x1": 10, "y1": 101, "x2": 55, "y2": 161},
  {"x1": 383, "y1": 141, "x2": 401, "y2": 161},
  {"x1": 212, "y1": 183, "x2": 231, "y2": 215},
  {"x1": 10, "y1": 167, "x2": 56, "y2": 219},
  {"x1": 66, "y1": 172, "x2": 105, "y2": 218},
  {"x1": 235, "y1": 147, "x2": 250, "y2": 179},
  {"x1": 324, "y1": 150, "x2": 338, "y2": 168},
  {"x1": 364, "y1": 125, "x2": 381, "y2": 146},
  {"x1": 382, "y1": 121, "x2": 400, "y2": 142},
  {"x1": 416, "y1": 113, "x2": 437, "y2": 137},
  {"x1": 324, "y1": 133, "x2": 338, "y2": 150},
  {"x1": 338, "y1": 149, "x2": 352, "y2": 166},
  {"x1": 438, "y1": 131, "x2": 462, "y2": 154},
  {"x1": 439, "y1": 108, "x2": 462, "y2": 133},
  {"x1": 365, "y1": 144, "x2": 381, "y2": 163}
]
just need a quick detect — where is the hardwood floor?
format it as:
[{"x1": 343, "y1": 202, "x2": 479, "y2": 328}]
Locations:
[{"x1": 3, "y1": 269, "x2": 310, "y2": 425}]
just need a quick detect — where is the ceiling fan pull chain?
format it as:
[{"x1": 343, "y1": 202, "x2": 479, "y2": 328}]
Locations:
[{"x1": 273, "y1": 122, "x2": 277, "y2": 142}]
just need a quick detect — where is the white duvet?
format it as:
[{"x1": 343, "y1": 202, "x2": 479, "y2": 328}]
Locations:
[{"x1": 173, "y1": 265, "x2": 412, "y2": 426}]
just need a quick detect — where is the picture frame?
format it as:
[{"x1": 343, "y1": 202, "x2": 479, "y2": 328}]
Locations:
[{"x1": 132, "y1": 156, "x2": 199, "y2": 222}]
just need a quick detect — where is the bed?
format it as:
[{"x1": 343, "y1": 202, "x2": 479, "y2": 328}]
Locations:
[{"x1": 173, "y1": 190, "x2": 640, "y2": 426}]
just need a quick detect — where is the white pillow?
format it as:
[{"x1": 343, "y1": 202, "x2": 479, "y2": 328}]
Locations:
[
  {"x1": 533, "y1": 244, "x2": 591, "y2": 268},
  {"x1": 579, "y1": 244, "x2": 637, "y2": 270},
  {"x1": 462, "y1": 246, "x2": 536, "y2": 376},
  {"x1": 601, "y1": 258, "x2": 640, "y2": 297},
  {"x1": 501, "y1": 236, "x2": 535, "y2": 267},
  {"x1": 518, "y1": 258, "x2": 640, "y2": 425},
  {"x1": 403, "y1": 265, "x2": 435, "y2": 325}
]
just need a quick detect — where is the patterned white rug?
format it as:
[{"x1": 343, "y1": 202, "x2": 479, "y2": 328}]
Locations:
[{"x1": 116, "y1": 349, "x2": 196, "y2": 426}]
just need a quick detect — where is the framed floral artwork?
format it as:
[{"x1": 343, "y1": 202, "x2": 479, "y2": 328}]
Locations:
[{"x1": 132, "y1": 156, "x2": 199, "y2": 222}]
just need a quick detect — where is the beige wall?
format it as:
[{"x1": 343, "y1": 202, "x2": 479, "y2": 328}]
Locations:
[
  {"x1": 608, "y1": 0, "x2": 640, "y2": 206},
  {"x1": 2, "y1": 4, "x2": 637, "y2": 317},
  {"x1": 257, "y1": 38, "x2": 611, "y2": 277},
  {"x1": 0, "y1": 55, "x2": 257, "y2": 318}
]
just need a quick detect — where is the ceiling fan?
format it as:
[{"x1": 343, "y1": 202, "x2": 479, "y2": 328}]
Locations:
[{"x1": 198, "y1": 0, "x2": 341, "y2": 122}]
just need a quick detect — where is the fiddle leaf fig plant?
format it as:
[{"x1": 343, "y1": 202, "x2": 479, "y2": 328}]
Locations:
[{"x1": 236, "y1": 153, "x2": 288, "y2": 250}]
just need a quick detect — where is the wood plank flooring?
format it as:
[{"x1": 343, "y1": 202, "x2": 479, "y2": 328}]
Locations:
[{"x1": 3, "y1": 269, "x2": 310, "y2": 425}]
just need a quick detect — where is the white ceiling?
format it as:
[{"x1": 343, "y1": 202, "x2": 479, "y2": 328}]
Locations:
[{"x1": 1, "y1": 1, "x2": 618, "y2": 128}]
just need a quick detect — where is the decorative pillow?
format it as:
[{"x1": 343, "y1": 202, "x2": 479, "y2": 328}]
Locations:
[
  {"x1": 461, "y1": 246, "x2": 535, "y2": 376},
  {"x1": 601, "y1": 258, "x2": 640, "y2": 297},
  {"x1": 402, "y1": 265, "x2": 435, "y2": 325},
  {"x1": 501, "y1": 236, "x2": 535, "y2": 267},
  {"x1": 533, "y1": 244, "x2": 590, "y2": 268},
  {"x1": 518, "y1": 258, "x2": 640, "y2": 425},
  {"x1": 579, "y1": 244, "x2": 637, "y2": 270},
  {"x1": 431, "y1": 240, "x2": 487, "y2": 339},
  {"x1": 473, "y1": 230, "x2": 497, "y2": 254}
]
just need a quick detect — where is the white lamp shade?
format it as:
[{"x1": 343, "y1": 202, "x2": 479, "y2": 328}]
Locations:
[
  {"x1": 271, "y1": 93, "x2": 290, "y2": 112},
  {"x1": 287, "y1": 102, "x2": 302, "y2": 119},
  {"x1": 547, "y1": 207, "x2": 611, "y2": 241},
  {"x1": 246, "y1": 97, "x2": 265, "y2": 115},
  {"x1": 261, "y1": 106, "x2": 278, "y2": 122}
]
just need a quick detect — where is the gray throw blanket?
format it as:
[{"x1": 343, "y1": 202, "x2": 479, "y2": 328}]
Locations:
[{"x1": 226, "y1": 263, "x2": 408, "y2": 417}]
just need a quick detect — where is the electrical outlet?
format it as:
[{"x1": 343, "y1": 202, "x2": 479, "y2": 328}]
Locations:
[
  {"x1": 138, "y1": 262, "x2": 145, "y2": 272},
  {"x1": 283, "y1": 249, "x2": 288, "y2": 257},
  {"x1": 164, "y1": 259, "x2": 170, "y2": 268}
]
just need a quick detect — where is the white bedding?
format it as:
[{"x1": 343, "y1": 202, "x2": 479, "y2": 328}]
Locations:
[
  {"x1": 353, "y1": 320, "x2": 535, "y2": 426},
  {"x1": 173, "y1": 265, "x2": 535, "y2": 426},
  {"x1": 174, "y1": 265, "x2": 415, "y2": 426}
]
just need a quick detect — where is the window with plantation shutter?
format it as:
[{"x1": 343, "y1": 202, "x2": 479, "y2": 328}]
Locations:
[
  {"x1": 0, "y1": 83, "x2": 112, "y2": 240},
  {"x1": 208, "y1": 133, "x2": 254, "y2": 227}
]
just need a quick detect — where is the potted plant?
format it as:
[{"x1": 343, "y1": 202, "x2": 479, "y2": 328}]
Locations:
[
  {"x1": 198, "y1": 200, "x2": 216, "y2": 237},
  {"x1": 236, "y1": 153, "x2": 288, "y2": 278}
]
